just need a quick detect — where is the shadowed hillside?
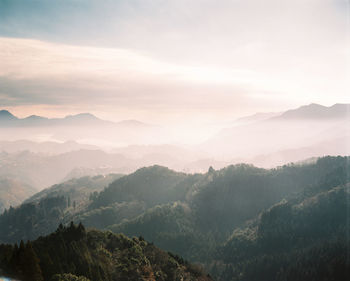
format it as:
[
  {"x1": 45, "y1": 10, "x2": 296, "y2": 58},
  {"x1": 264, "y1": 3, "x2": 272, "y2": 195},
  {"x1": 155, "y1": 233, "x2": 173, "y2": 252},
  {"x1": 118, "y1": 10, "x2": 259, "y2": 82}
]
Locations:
[
  {"x1": 1, "y1": 156, "x2": 348, "y2": 276},
  {"x1": 0, "y1": 223, "x2": 213, "y2": 281},
  {"x1": 214, "y1": 184, "x2": 350, "y2": 281}
]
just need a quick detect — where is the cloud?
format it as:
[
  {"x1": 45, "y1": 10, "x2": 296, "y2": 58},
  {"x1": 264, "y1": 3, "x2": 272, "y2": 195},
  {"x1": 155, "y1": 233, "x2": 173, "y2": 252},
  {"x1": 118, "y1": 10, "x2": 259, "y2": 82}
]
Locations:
[
  {"x1": 0, "y1": 0, "x2": 348, "y2": 122},
  {"x1": 0, "y1": 37, "x2": 262, "y2": 122}
]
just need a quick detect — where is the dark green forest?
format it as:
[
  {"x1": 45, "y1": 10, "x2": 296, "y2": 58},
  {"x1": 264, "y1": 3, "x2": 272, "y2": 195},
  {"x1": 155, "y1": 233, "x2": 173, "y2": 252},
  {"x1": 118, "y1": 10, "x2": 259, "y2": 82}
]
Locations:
[
  {"x1": 0, "y1": 156, "x2": 349, "y2": 280},
  {"x1": 0, "y1": 223, "x2": 212, "y2": 281},
  {"x1": 214, "y1": 184, "x2": 350, "y2": 280}
]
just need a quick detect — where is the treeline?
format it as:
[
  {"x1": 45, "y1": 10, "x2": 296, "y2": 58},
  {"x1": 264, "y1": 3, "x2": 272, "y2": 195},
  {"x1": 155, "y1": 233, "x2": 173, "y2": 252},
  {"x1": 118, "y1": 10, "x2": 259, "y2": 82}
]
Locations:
[
  {"x1": 0, "y1": 156, "x2": 349, "y2": 280},
  {"x1": 0, "y1": 222, "x2": 212, "y2": 281},
  {"x1": 0, "y1": 240, "x2": 43, "y2": 281},
  {"x1": 110, "y1": 156, "x2": 350, "y2": 262}
]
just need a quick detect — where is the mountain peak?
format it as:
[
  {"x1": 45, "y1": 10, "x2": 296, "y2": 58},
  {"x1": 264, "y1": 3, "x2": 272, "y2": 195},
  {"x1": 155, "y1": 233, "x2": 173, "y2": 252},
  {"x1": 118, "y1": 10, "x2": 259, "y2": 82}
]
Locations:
[
  {"x1": 65, "y1": 113, "x2": 99, "y2": 120},
  {"x1": 0, "y1": 110, "x2": 17, "y2": 120},
  {"x1": 277, "y1": 103, "x2": 349, "y2": 120},
  {"x1": 24, "y1": 115, "x2": 48, "y2": 120},
  {"x1": 308, "y1": 103, "x2": 325, "y2": 107}
]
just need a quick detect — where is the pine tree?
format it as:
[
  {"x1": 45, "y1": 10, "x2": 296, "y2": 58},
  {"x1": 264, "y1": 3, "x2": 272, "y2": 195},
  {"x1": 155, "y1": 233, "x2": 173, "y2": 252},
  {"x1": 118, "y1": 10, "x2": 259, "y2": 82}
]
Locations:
[{"x1": 23, "y1": 241, "x2": 44, "y2": 281}]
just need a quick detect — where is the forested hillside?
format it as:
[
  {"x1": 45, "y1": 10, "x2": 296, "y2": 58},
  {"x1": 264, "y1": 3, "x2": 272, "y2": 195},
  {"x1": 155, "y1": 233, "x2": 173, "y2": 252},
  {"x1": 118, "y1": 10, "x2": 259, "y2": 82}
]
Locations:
[
  {"x1": 214, "y1": 184, "x2": 350, "y2": 281},
  {"x1": 0, "y1": 174, "x2": 120, "y2": 243},
  {"x1": 0, "y1": 156, "x2": 348, "y2": 280},
  {"x1": 0, "y1": 223, "x2": 212, "y2": 281},
  {"x1": 110, "y1": 156, "x2": 350, "y2": 262},
  {"x1": 90, "y1": 166, "x2": 190, "y2": 209}
]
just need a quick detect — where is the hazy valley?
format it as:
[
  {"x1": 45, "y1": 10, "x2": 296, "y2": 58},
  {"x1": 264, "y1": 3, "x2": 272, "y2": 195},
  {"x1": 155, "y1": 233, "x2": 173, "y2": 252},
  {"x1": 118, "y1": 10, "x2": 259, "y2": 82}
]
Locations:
[{"x1": 0, "y1": 104, "x2": 349, "y2": 280}]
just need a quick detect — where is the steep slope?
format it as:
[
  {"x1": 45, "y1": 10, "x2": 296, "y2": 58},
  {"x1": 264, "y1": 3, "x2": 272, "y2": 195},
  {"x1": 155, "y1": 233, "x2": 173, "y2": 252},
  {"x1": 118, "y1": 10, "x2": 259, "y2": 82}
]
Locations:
[
  {"x1": 0, "y1": 165, "x2": 197, "y2": 244},
  {"x1": 110, "y1": 156, "x2": 350, "y2": 261},
  {"x1": 0, "y1": 223, "x2": 213, "y2": 281},
  {"x1": 91, "y1": 165, "x2": 190, "y2": 209},
  {"x1": 0, "y1": 156, "x2": 348, "y2": 276},
  {"x1": 110, "y1": 202, "x2": 205, "y2": 261},
  {"x1": 77, "y1": 166, "x2": 201, "y2": 230},
  {"x1": 0, "y1": 174, "x2": 120, "y2": 243},
  {"x1": 215, "y1": 184, "x2": 350, "y2": 281}
]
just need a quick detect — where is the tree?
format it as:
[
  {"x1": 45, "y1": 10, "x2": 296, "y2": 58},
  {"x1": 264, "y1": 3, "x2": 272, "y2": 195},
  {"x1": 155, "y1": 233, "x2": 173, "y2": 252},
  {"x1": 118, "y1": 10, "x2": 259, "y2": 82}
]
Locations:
[
  {"x1": 16, "y1": 241, "x2": 43, "y2": 281},
  {"x1": 23, "y1": 241, "x2": 44, "y2": 281}
]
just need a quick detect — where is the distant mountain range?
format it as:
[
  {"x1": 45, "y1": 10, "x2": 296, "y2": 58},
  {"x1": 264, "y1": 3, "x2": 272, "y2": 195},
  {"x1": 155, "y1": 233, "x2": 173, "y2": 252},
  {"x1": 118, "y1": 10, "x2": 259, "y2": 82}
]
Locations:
[
  {"x1": 0, "y1": 110, "x2": 159, "y2": 147},
  {"x1": 204, "y1": 103, "x2": 350, "y2": 162},
  {"x1": 0, "y1": 103, "x2": 349, "y2": 170},
  {"x1": 1, "y1": 103, "x2": 348, "y2": 128},
  {"x1": 235, "y1": 103, "x2": 350, "y2": 122},
  {"x1": 275, "y1": 103, "x2": 350, "y2": 120},
  {"x1": 0, "y1": 110, "x2": 148, "y2": 128}
]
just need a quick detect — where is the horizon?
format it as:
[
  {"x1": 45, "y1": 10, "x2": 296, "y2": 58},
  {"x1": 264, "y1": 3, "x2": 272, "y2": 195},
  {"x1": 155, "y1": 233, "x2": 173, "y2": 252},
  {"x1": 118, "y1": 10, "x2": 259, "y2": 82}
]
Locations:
[
  {"x1": 0, "y1": 102, "x2": 349, "y2": 124},
  {"x1": 1, "y1": 0, "x2": 349, "y2": 126},
  {"x1": 0, "y1": 0, "x2": 348, "y2": 172}
]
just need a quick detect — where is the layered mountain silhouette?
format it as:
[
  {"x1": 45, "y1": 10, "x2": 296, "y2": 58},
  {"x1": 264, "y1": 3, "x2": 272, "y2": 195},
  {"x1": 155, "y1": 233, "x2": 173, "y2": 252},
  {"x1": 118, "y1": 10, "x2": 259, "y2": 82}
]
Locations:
[
  {"x1": 204, "y1": 103, "x2": 349, "y2": 163},
  {"x1": 0, "y1": 110, "x2": 159, "y2": 147},
  {"x1": 0, "y1": 103, "x2": 348, "y2": 281},
  {"x1": 1, "y1": 103, "x2": 348, "y2": 128},
  {"x1": 0, "y1": 156, "x2": 348, "y2": 280},
  {"x1": 0, "y1": 103, "x2": 349, "y2": 171},
  {"x1": 0, "y1": 110, "x2": 148, "y2": 128},
  {"x1": 275, "y1": 103, "x2": 350, "y2": 120}
]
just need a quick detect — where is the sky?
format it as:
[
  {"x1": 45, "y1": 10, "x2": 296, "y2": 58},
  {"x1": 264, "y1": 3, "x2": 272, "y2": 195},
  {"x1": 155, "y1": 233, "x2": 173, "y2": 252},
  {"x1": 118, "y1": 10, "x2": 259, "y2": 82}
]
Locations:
[{"x1": 0, "y1": 0, "x2": 349, "y2": 125}]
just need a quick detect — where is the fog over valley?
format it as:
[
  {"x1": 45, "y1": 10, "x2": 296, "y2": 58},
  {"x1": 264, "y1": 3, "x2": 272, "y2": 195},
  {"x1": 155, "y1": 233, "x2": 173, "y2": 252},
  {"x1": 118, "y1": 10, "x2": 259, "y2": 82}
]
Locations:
[
  {"x1": 0, "y1": 1, "x2": 349, "y2": 280},
  {"x1": 0, "y1": 103, "x2": 348, "y2": 177}
]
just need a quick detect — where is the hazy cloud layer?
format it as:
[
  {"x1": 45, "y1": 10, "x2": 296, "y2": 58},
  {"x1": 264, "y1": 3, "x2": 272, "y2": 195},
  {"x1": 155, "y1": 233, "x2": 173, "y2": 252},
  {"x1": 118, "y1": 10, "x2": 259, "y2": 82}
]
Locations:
[
  {"x1": 0, "y1": 0, "x2": 349, "y2": 123},
  {"x1": 0, "y1": 37, "x2": 278, "y2": 123}
]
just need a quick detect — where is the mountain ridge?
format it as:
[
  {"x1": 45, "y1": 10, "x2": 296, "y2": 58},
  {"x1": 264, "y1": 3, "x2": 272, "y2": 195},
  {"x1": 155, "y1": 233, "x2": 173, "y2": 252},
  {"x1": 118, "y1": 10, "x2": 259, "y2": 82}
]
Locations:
[
  {"x1": 0, "y1": 223, "x2": 213, "y2": 281},
  {"x1": 273, "y1": 103, "x2": 350, "y2": 120},
  {"x1": 203, "y1": 103, "x2": 350, "y2": 160},
  {"x1": 0, "y1": 110, "x2": 149, "y2": 128},
  {"x1": 0, "y1": 156, "x2": 348, "y2": 280}
]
